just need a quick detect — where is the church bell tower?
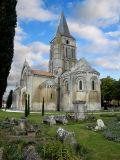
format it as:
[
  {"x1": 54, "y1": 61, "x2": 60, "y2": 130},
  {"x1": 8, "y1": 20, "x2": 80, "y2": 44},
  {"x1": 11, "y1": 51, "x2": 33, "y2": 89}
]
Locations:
[{"x1": 49, "y1": 12, "x2": 77, "y2": 76}]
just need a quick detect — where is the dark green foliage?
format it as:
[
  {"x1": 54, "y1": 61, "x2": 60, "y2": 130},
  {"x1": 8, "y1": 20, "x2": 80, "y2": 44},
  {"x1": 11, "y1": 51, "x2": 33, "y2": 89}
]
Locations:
[
  {"x1": 42, "y1": 97, "x2": 44, "y2": 116},
  {"x1": 24, "y1": 94, "x2": 30, "y2": 117},
  {"x1": 101, "y1": 76, "x2": 115, "y2": 108},
  {"x1": 0, "y1": 0, "x2": 17, "y2": 108},
  {"x1": 116, "y1": 114, "x2": 120, "y2": 121},
  {"x1": 101, "y1": 77, "x2": 120, "y2": 108},
  {"x1": 6, "y1": 90, "x2": 13, "y2": 109},
  {"x1": 36, "y1": 140, "x2": 81, "y2": 160},
  {"x1": 102, "y1": 121, "x2": 120, "y2": 143},
  {"x1": 86, "y1": 123, "x2": 96, "y2": 130},
  {"x1": 25, "y1": 94, "x2": 28, "y2": 117},
  {"x1": 0, "y1": 122, "x2": 12, "y2": 129},
  {"x1": 27, "y1": 94, "x2": 30, "y2": 115},
  {"x1": 100, "y1": 114, "x2": 116, "y2": 117},
  {"x1": 86, "y1": 114, "x2": 97, "y2": 122},
  {"x1": 1, "y1": 139, "x2": 26, "y2": 160},
  {"x1": 113, "y1": 79, "x2": 120, "y2": 106}
]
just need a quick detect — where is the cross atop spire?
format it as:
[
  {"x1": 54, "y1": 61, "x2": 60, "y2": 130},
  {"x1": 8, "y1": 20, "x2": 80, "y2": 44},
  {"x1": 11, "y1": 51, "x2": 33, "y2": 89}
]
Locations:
[{"x1": 56, "y1": 12, "x2": 74, "y2": 39}]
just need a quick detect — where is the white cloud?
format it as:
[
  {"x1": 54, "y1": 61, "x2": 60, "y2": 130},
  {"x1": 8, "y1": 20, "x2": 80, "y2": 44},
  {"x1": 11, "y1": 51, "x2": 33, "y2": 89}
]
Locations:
[
  {"x1": 67, "y1": 17, "x2": 120, "y2": 76},
  {"x1": 74, "y1": 0, "x2": 120, "y2": 26},
  {"x1": 106, "y1": 30, "x2": 120, "y2": 39},
  {"x1": 68, "y1": 20, "x2": 108, "y2": 45},
  {"x1": 15, "y1": 23, "x2": 27, "y2": 42},
  {"x1": 94, "y1": 57, "x2": 120, "y2": 71},
  {"x1": 7, "y1": 25, "x2": 50, "y2": 88},
  {"x1": 17, "y1": 0, "x2": 58, "y2": 21}
]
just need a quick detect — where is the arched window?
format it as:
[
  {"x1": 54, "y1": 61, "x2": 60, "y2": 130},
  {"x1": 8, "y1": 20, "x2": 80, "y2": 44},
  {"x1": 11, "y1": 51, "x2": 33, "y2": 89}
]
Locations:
[
  {"x1": 92, "y1": 80, "x2": 95, "y2": 90},
  {"x1": 51, "y1": 93, "x2": 52, "y2": 99},
  {"x1": 79, "y1": 80, "x2": 83, "y2": 90},
  {"x1": 66, "y1": 40, "x2": 69, "y2": 44},
  {"x1": 65, "y1": 82, "x2": 69, "y2": 92},
  {"x1": 66, "y1": 47, "x2": 68, "y2": 57}
]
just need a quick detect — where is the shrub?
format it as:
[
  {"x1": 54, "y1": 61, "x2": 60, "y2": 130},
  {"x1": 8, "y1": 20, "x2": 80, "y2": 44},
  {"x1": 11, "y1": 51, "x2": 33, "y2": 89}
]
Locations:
[
  {"x1": 116, "y1": 115, "x2": 120, "y2": 121},
  {"x1": 86, "y1": 114, "x2": 96, "y2": 122},
  {"x1": 86, "y1": 123, "x2": 96, "y2": 130},
  {"x1": 103, "y1": 130, "x2": 120, "y2": 143},
  {"x1": 102, "y1": 121, "x2": 120, "y2": 143},
  {"x1": 36, "y1": 140, "x2": 81, "y2": 160},
  {"x1": 100, "y1": 114, "x2": 116, "y2": 117}
]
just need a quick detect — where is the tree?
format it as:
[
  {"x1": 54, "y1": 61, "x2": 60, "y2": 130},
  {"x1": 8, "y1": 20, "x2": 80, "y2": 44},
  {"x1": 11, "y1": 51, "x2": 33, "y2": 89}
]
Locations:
[
  {"x1": 0, "y1": 0, "x2": 17, "y2": 108},
  {"x1": 24, "y1": 94, "x2": 30, "y2": 117},
  {"x1": 42, "y1": 97, "x2": 44, "y2": 116},
  {"x1": 25, "y1": 94, "x2": 28, "y2": 117},
  {"x1": 101, "y1": 76, "x2": 115, "y2": 108},
  {"x1": 6, "y1": 90, "x2": 13, "y2": 109},
  {"x1": 27, "y1": 94, "x2": 30, "y2": 115},
  {"x1": 113, "y1": 79, "x2": 120, "y2": 106}
]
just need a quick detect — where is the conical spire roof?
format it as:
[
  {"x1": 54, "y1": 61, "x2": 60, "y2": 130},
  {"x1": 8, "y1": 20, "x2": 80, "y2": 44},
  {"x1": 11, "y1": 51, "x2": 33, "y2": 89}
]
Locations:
[{"x1": 56, "y1": 12, "x2": 75, "y2": 39}]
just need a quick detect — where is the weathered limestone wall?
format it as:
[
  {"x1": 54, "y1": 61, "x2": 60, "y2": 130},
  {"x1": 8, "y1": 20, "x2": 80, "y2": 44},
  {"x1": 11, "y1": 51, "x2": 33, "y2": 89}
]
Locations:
[
  {"x1": 31, "y1": 75, "x2": 50, "y2": 111},
  {"x1": 31, "y1": 76, "x2": 56, "y2": 111},
  {"x1": 39, "y1": 87, "x2": 56, "y2": 111},
  {"x1": 60, "y1": 71, "x2": 101, "y2": 112}
]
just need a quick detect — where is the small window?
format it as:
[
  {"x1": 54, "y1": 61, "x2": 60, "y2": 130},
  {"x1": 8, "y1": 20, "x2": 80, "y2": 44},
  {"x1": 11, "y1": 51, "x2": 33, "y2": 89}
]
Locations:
[
  {"x1": 79, "y1": 80, "x2": 83, "y2": 90},
  {"x1": 66, "y1": 82, "x2": 69, "y2": 92},
  {"x1": 66, "y1": 40, "x2": 69, "y2": 44},
  {"x1": 92, "y1": 81, "x2": 95, "y2": 90},
  {"x1": 51, "y1": 93, "x2": 52, "y2": 99}
]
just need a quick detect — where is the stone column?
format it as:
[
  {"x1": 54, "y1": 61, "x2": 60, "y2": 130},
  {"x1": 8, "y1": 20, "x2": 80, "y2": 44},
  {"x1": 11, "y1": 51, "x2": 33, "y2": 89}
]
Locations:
[{"x1": 72, "y1": 101, "x2": 87, "y2": 120}]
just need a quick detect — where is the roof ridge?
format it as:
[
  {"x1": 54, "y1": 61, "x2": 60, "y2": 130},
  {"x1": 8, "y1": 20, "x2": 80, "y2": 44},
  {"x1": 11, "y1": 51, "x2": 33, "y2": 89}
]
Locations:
[{"x1": 31, "y1": 69, "x2": 54, "y2": 77}]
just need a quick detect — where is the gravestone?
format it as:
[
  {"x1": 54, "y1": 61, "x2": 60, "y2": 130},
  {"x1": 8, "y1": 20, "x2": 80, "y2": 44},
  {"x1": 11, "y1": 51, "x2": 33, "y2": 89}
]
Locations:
[
  {"x1": 95, "y1": 119, "x2": 105, "y2": 130},
  {"x1": 19, "y1": 118, "x2": 28, "y2": 130},
  {"x1": 97, "y1": 119, "x2": 105, "y2": 128},
  {"x1": 57, "y1": 127, "x2": 75, "y2": 143},
  {"x1": 55, "y1": 115, "x2": 68, "y2": 124},
  {"x1": 43, "y1": 116, "x2": 56, "y2": 125},
  {"x1": 56, "y1": 127, "x2": 77, "y2": 152},
  {"x1": 10, "y1": 118, "x2": 18, "y2": 125},
  {"x1": 73, "y1": 101, "x2": 87, "y2": 120}
]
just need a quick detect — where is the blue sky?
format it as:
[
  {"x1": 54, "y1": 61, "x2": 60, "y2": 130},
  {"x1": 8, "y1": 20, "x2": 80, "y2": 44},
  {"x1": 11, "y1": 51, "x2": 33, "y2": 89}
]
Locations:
[{"x1": 7, "y1": 0, "x2": 120, "y2": 91}]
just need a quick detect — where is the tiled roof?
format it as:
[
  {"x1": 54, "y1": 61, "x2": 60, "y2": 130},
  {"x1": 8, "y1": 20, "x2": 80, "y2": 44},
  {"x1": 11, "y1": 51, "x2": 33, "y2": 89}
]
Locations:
[{"x1": 31, "y1": 70, "x2": 54, "y2": 77}]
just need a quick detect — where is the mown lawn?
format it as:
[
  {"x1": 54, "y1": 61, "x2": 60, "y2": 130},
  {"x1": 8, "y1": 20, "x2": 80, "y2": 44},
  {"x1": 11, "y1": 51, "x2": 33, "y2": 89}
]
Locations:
[{"x1": 0, "y1": 110, "x2": 120, "y2": 160}]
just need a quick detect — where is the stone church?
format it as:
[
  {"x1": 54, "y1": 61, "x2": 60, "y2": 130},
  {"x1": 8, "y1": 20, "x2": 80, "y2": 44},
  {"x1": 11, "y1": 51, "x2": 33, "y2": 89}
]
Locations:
[{"x1": 13, "y1": 13, "x2": 101, "y2": 111}]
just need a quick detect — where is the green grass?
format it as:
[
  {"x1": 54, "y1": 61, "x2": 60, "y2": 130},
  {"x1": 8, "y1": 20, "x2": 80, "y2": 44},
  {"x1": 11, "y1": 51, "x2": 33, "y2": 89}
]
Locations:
[{"x1": 0, "y1": 110, "x2": 120, "y2": 160}]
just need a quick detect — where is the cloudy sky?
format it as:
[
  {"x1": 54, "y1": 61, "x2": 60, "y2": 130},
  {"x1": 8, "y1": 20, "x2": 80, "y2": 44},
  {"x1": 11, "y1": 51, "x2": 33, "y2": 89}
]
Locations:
[{"x1": 7, "y1": 0, "x2": 120, "y2": 94}]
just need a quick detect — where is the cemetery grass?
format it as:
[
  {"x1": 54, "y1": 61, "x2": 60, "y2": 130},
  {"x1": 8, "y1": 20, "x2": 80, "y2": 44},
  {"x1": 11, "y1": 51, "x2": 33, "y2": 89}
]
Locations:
[{"x1": 0, "y1": 110, "x2": 120, "y2": 160}]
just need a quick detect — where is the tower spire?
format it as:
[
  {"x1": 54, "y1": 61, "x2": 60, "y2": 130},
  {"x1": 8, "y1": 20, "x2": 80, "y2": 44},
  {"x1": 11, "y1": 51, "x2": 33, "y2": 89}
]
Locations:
[
  {"x1": 56, "y1": 12, "x2": 73, "y2": 38},
  {"x1": 49, "y1": 12, "x2": 76, "y2": 75}
]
